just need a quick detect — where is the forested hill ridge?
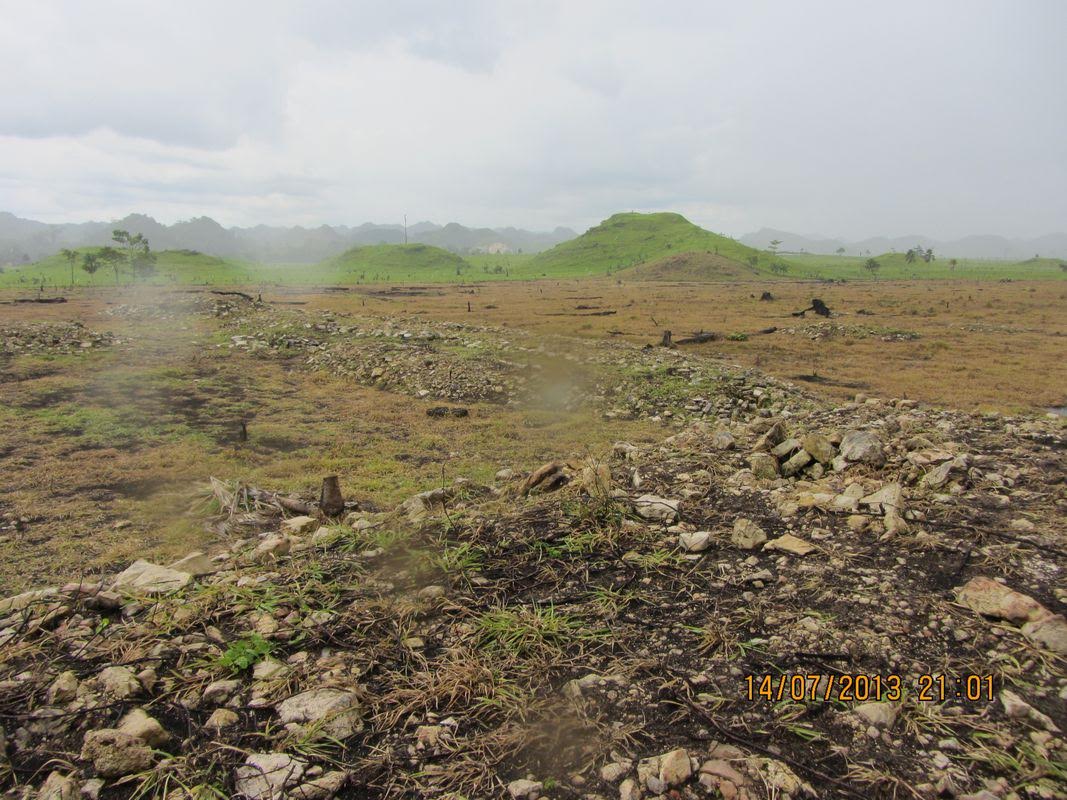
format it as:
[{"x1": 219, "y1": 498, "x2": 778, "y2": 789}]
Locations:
[{"x1": 0, "y1": 211, "x2": 576, "y2": 264}]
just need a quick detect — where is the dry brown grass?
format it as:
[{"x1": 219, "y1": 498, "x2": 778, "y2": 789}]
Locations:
[{"x1": 304, "y1": 278, "x2": 1067, "y2": 411}]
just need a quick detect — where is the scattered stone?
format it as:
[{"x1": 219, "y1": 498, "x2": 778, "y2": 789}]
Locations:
[
  {"x1": 763, "y1": 534, "x2": 815, "y2": 556},
  {"x1": 748, "y1": 451, "x2": 780, "y2": 480},
  {"x1": 235, "y1": 753, "x2": 306, "y2": 800},
  {"x1": 112, "y1": 560, "x2": 192, "y2": 594},
  {"x1": 619, "y1": 778, "x2": 642, "y2": 800},
  {"x1": 254, "y1": 535, "x2": 291, "y2": 560},
  {"x1": 780, "y1": 449, "x2": 813, "y2": 477},
  {"x1": 633, "y1": 494, "x2": 679, "y2": 523},
  {"x1": 710, "y1": 430, "x2": 736, "y2": 449},
  {"x1": 507, "y1": 778, "x2": 543, "y2": 799},
  {"x1": 47, "y1": 670, "x2": 79, "y2": 704},
  {"x1": 282, "y1": 516, "x2": 318, "y2": 535},
  {"x1": 731, "y1": 518, "x2": 768, "y2": 550},
  {"x1": 678, "y1": 530, "x2": 713, "y2": 552},
  {"x1": 116, "y1": 708, "x2": 169, "y2": 747},
  {"x1": 0, "y1": 587, "x2": 59, "y2": 615},
  {"x1": 288, "y1": 770, "x2": 348, "y2": 800},
  {"x1": 956, "y1": 577, "x2": 1067, "y2": 655},
  {"x1": 855, "y1": 702, "x2": 898, "y2": 729},
  {"x1": 168, "y1": 551, "x2": 218, "y2": 576},
  {"x1": 38, "y1": 771, "x2": 78, "y2": 800},
  {"x1": 276, "y1": 688, "x2": 364, "y2": 739},
  {"x1": 95, "y1": 666, "x2": 141, "y2": 699},
  {"x1": 659, "y1": 748, "x2": 693, "y2": 786},
  {"x1": 1000, "y1": 690, "x2": 1059, "y2": 731},
  {"x1": 802, "y1": 433, "x2": 836, "y2": 463},
  {"x1": 205, "y1": 708, "x2": 240, "y2": 731},
  {"x1": 80, "y1": 729, "x2": 155, "y2": 777},
  {"x1": 839, "y1": 429, "x2": 886, "y2": 465},
  {"x1": 418, "y1": 584, "x2": 447, "y2": 600},
  {"x1": 956, "y1": 576, "x2": 1050, "y2": 623}
]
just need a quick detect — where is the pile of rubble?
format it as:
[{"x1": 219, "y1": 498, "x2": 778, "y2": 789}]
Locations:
[
  {"x1": 0, "y1": 322, "x2": 117, "y2": 355},
  {"x1": 777, "y1": 322, "x2": 920, "y2": 342}
]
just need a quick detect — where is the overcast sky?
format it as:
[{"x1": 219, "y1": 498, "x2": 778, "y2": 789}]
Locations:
[{"x1": 1, "y1": 1, "x2": 1064, "y2": 238}]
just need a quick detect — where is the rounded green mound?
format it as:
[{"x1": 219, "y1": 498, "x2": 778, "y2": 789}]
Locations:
[{"x1": 328, "y1": 244, "x2": 470, "y2": 275}]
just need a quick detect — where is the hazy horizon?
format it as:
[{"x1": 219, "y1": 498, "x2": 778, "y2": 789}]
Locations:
[{"x1": 2, "y1": 1, "x2": 1065, "y2": 240}]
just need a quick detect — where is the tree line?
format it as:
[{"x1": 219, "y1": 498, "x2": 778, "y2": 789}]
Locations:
[{"x1": 60, "y1": 229, "x2": 157, "y2": 286}]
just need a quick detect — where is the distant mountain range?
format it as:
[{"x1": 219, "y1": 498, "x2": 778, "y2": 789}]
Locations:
[
  {"x1": 740, "y1": 228, "x2": 1067, "y2": 260},
  {"x1": 0, "y1": 212, "x2": 577, "y2": 264}
]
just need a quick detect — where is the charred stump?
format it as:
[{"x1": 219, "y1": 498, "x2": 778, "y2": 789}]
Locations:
[{"x1": 319, "y1": 476, "x2": 345, "y2": 517}]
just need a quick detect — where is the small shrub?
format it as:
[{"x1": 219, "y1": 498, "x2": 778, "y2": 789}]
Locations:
[{"x1": 218, "y1": 634, "x2": 273, "y2": 672}]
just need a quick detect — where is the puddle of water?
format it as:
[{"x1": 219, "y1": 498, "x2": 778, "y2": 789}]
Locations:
[{"x1": 1047, "y1": 406, "x2": 1067, "y2": 417}]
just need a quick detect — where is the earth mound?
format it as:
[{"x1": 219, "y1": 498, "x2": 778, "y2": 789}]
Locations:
[{"x1": 617, "y1": 251, "x2": 765, "y2": 281}]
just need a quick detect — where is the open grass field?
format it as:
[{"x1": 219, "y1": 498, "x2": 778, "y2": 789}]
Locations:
[{"x1": 0, "y1": 292, "x2": 661, "y2": 593}]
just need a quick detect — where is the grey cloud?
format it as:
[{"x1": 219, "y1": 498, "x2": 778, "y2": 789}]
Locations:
[{"x1": 0, "y1": 0, "x2": 1064, "y2": 238}]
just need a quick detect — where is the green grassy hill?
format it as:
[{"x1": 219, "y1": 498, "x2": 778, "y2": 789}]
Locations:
[
  {"x1": 530, "y1": 212, "x2": 783, "y2": 277},
  {"x1": 325, "y1": 244, "x2": 471, "y2": 280}
]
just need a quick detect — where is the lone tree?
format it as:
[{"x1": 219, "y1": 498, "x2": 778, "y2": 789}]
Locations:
[
  {"x1": 111, "y1": 229, "x2": 156, "y2": 281},
  {"x1": 864, "y1": 258, "x2": 881, "y2": 278},
  {"x1": 835, "y1": 247, "x2": 846, "y2": 255},
  {"x1": 81, "y1": 252, "x2": 101, "y2": 282},
  {"x1": 60, "y1": 248, "x2": 78, "y2": 286},
  {"x1": 768, "y1": 239, "x2": 782, "y2": 255}
]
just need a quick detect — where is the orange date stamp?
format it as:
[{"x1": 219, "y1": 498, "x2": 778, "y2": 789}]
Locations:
[{"x1": 744, "y1": 673, "x2": 995, "y2": 703}]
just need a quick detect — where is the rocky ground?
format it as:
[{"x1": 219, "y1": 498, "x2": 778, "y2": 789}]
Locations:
[{"x1": 1, "y1": 296, "x2": 1065, "y2": 800}]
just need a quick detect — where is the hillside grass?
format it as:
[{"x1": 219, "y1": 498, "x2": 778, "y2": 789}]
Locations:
[
  {"x1": 326, "y1": 243, "x2": 470, "y2": 279},
  {"x1": 0, "y1": 248, "x2": 266, "y2": 289},
  {"x1": 784, "y1": 252, "x2": 1067, "y2": 281}
]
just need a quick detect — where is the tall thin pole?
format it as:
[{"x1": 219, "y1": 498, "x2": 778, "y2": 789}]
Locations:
[{"x1": 404, "y1": 214, "x2": 408, "y2": 245}]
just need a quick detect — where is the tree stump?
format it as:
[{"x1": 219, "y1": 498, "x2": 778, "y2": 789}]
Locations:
[
  {"x1": 660, "y1": 330, "x2": 673, "y2": 348},
  {"x1": 319, "y1": 476, "x2": 345, "y2": 517}
]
